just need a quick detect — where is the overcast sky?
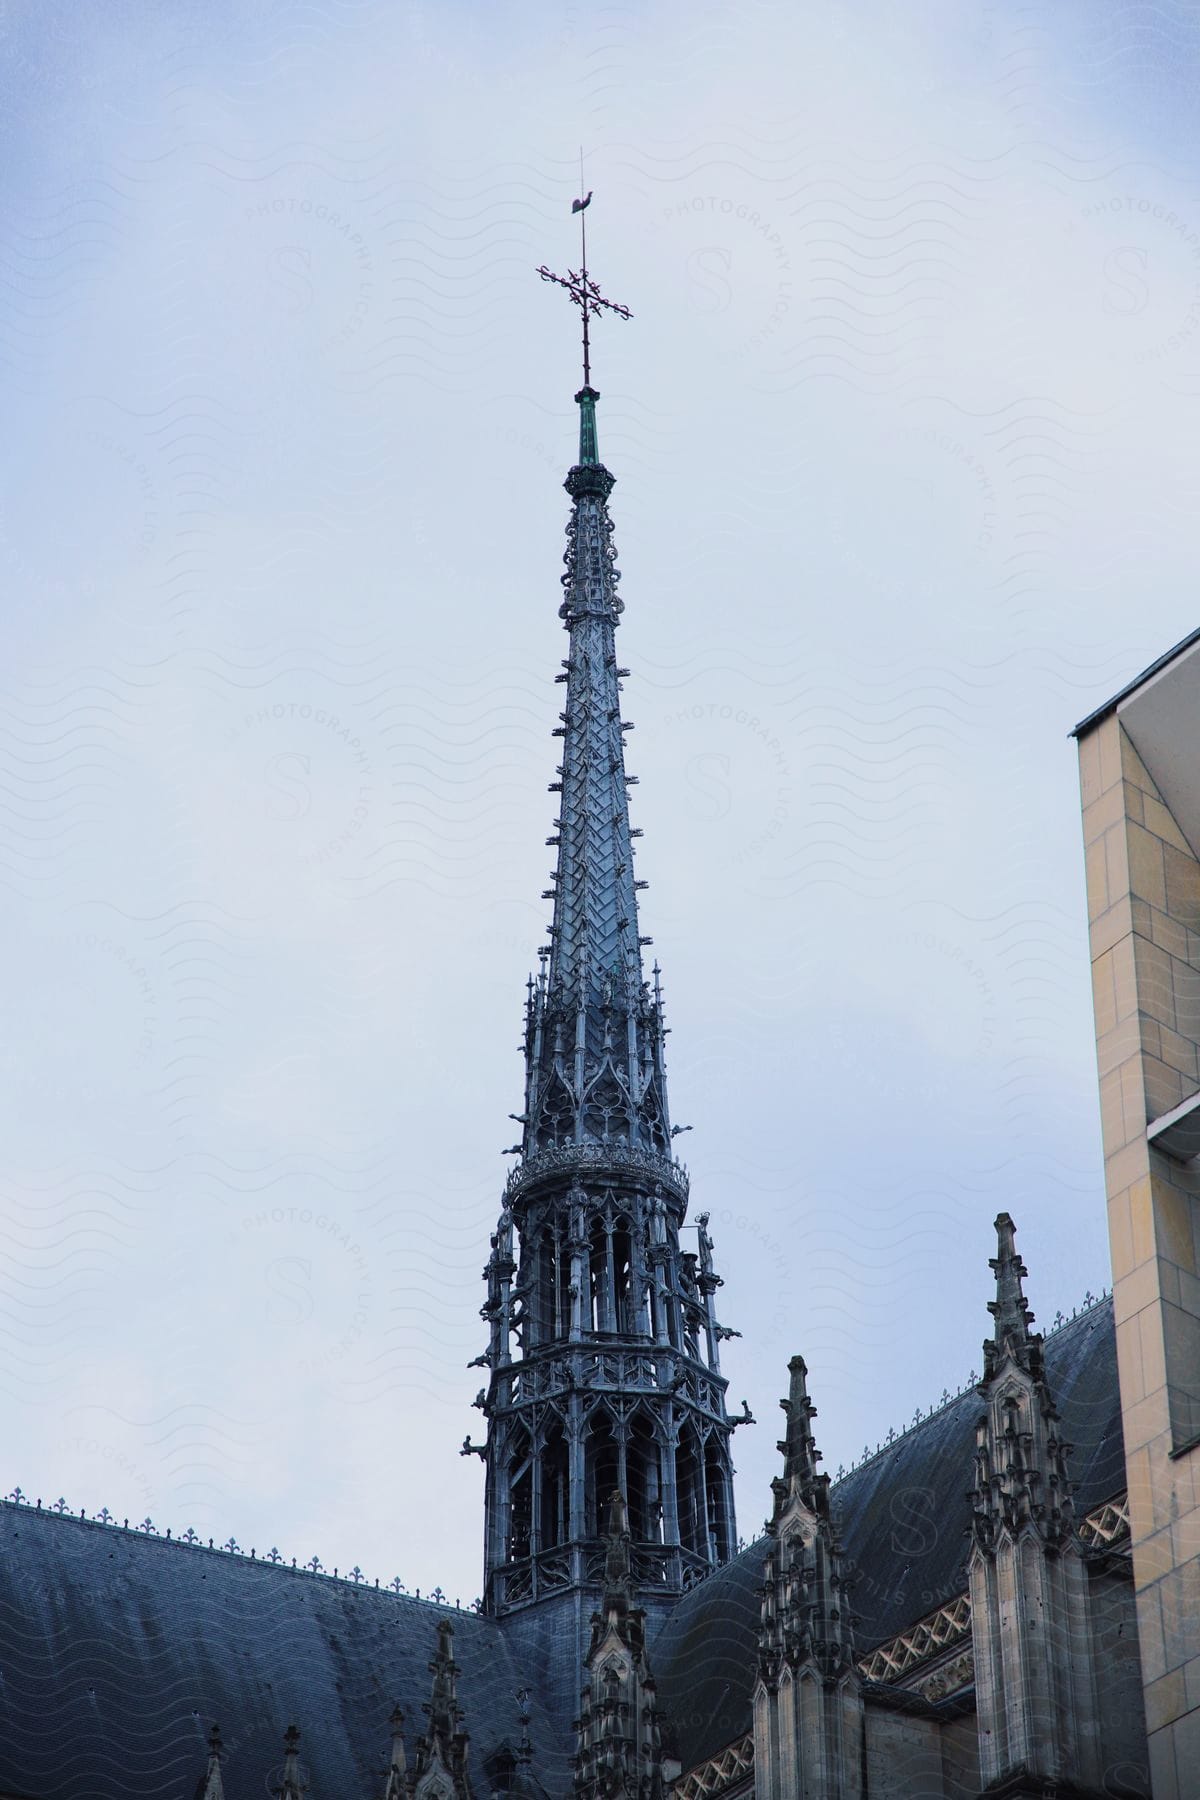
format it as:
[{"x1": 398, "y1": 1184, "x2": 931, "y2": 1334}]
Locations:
[{"x1": 1, "y1": 0, "x2": 1197, "y2": 1604}]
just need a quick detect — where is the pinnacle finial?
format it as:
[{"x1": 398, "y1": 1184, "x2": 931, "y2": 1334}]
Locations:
[
  {"x1": 602, "y1": 1489, "x2": 632, "y2": 1592},
  {"x1": 411, "y1": 1620, "x2": 472, "y2": 1799},
  {"x1": 424, "y1": 1619, "x2": 464, "y2": 1745},
  {"x1": 606, "y1": 1487, "x2": 630, "y2": 1536},
  {"x1": 379, "y1": 1703, "x2": 407, "y2": 1800},
  {"x1": 984, "y1": 1212, "x2": 1040, "y2": 1381},
  {"x1": 198, "y1": 1725, "x2": 226, "y2": 1800},
  {"x1": 515, "y1": 1686, "x2": 533, "y2": 1767},
  {"x1": 273, "y1": 1725, "x2": 306, "y2": 1800},
  {"x1": 771, "y1": 1353, "x2": 827, "y2": 1519}
]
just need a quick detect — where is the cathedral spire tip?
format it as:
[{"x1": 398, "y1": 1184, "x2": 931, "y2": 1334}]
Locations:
[
  {"x1": 772, "y1": 1352, "x2": 827, "y2": 1519},
  {"x1": 197, "y1": 1724, "x2": 226, "y2": 1800},
  {"x1": 984, "y1": 1211, "x2": 1040, "y2": 1381},
  {"x1": 272, "y1": 1725, "x2": 306, "y2": 1800},
  {"x1": 379, "y1": 1703, "x2": 407, "y2": 1800}
]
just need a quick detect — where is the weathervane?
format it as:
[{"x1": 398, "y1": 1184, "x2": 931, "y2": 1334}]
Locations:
[{"x1": 537, "y1": 163, "x2": 632, "y2": 389}]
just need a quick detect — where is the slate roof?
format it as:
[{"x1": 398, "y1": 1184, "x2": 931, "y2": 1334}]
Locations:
[
  {"x1": 650, "y1": 1298, "x2": 1124, "y2": 1772},
  {"x1": 0, "y1": 1300, "x2": 1123, "y2": 1797},
  {"x1": 0, "y1": 1509, "x2": 571, "y2": 1800}
]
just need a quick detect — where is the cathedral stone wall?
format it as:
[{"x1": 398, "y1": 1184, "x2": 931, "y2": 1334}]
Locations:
[
  {"x1": 862, "y1": 1710, "x2": 948, "y2": 1799},
  {"x1": 936, "y1": 1713, "x2": 981, "y2": 1797}
]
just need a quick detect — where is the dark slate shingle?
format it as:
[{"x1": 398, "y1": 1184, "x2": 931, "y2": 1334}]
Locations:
[{"x1": 0, "y1": 1515, "x2": 563, "y2": 1800}]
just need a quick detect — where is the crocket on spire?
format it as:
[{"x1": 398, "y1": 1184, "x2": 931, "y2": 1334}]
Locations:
[
  {"x1": 985, "y1": 1209, "x2": 1042, "y2": 1381},
  {"x1": 771, "y1": 1352, "x2": 827, "y2": 1520}
]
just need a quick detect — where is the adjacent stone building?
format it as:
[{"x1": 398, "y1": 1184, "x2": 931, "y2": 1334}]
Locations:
[
  {"x1": 1074, "y1": 643, "x2": 1200, "y2": 1795},
  {"x1": 0, "y1": 284, "x2": 1173, "y2": 1797}
]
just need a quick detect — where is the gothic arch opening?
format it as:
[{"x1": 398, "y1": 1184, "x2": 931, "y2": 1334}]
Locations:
[
  {"x1": 539, "y1": 1417, "x2": 570, "y2": 1550},
  {"x1": 626, "y1": 1410, "x2": 663, "y2": 1542},
  {"x1": 588, "y1": 1215, "x2": 610, "y2": 1333},
  {"x1": 535, "y1": 1223, "x2": 570, "y2": 1343},
  {"x1": 612, "y1": 1213, "x2": 634, "y2": 1334},
  {"x1": 507, "y1": 1426, "x2": 532, "y2": 1563},
  {"x1": 674, "y1": 1421, "x2": 705, "y2": 1556},
  {"x1": 640, "y1": 1230, "x2": 658, "y2": 1341},
  {"x1": 585, "y1": 1408, "x2": 620, "y2": 1540},
  {"x1": 705, "y1": 1436, "x2": 732, "y2": 1561}
]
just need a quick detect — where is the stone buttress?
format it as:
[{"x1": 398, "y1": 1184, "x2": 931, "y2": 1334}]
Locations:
[
  {"x1": 967, "y1": 1214, "x2": 1104, "y2": 1794},
  {"x1": 754, "y1": 1355, "x2": 863, "y2": 1800}
]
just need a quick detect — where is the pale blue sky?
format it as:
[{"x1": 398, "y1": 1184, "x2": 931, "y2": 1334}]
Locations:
[{"x1": 1, "y1": 0, "x2": 1196, "y2": 1601}]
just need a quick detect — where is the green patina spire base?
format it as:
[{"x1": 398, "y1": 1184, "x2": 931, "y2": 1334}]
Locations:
[
  {"x1": 575, "y1": 385, "x2": 601, "y2": 464},
  {"x1": 565, "y1": 385, "x2": 614, "y2": 500}
]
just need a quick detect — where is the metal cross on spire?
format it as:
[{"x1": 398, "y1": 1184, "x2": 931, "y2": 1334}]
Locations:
[{"x1": 537, "y1": 177, "x2": 632, "y2": 390}]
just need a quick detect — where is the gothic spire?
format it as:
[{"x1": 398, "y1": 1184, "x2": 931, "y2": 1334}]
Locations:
[
  {"x1": 379, "y1": 1705, "x2": 406, "y2": 1800},
  {"x1": 547, "y1": 411, "x2": 643, "y2": 1005},
  {"x1": 771, "y1": 1353, "x2": 827, "y2": 1519},
  {"x1": 574, "y1": 1492, "x2": 666, "y2": 1800},
  {"x1": 514, "y1": 1687, "x2": 535, "y2": 1789},
  {"x1": 583, "y1": 1490, "x2": 638, "y2": 1669},
  {"x1": 756, "y1": 1352, "x2": 861, "y2": 1788},
  {"x1": 601, "y1": 1488, "x2": 632, "y2": 1597},
  {"x1": 411, "y1": 1620, "x2": 472, "y2": 1800},
  {"x1": 478, "y1": 201, "x2": 739, "y2": 1638},
  {"x1": 194, "y1": 1725, "x2": 225, "y2": 1800},
  {"x1": 968, "y1": 1215, "x2": 1102, "y2": 1786},
  {"x1": 984, "y1": 1210, "x2": 1041, "y2": 1382},
  {"x1": 972, "y1": 1213, "x2": 1072, "y2": 1550},
  {"x1": 522, "y1": 208, "x2": 669, "y2": 1160},
  {"x1": 272, "y1": 1726, "x2": 307, "y2": 1800}
]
